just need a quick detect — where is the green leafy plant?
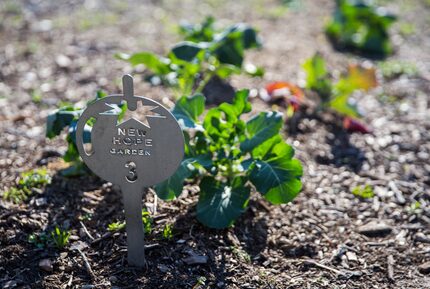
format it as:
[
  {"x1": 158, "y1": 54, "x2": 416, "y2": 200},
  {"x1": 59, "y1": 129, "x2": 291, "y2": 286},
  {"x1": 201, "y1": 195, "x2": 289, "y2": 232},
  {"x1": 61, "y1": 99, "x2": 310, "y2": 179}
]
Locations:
[
  {"x1": 351, "y1": 184, "x2": 374, "y2": 199},
  {"x1": 50, "y1": 226, "x2": 71, "y2": 249},
  {"x1": 46, "y1": 91, "x2": 126, "y2": 176},
  {"x1": 3, "y1": 168, "x2": 51, "y2": 203},
  {"x1": 154, "y1": 90, "x2": 303, "y2": 228},
  {"x1": 28, "y1": 232, "x2": 49, "y2": 249},
  {"x1": 108, "y1": 221, "x2": 125, "y2": 232},
  {"x1": 326, "y1": 0, "x2": 396, "y2": 57},
  {"x1": 107, "y1": 209, "x2": 152, "y2": 233},
  {"x1": 141, "y1": 210, "x2": 153, "y2": 234},
  {"x1": 378, "y1": 60, "x2": 418, "y2": 80},
  {"x1": 116, "y1": 17, "x2": 263, "y2": 98},
  {"x1": 302, "y1": 53, "x2": 376, "y2": 133},
  {"x1": 231, "y1": 246, "x2": 251, "y2": 263},
  {"x1": 162, "y1": 224, "x2": 173, "y2": 240}
]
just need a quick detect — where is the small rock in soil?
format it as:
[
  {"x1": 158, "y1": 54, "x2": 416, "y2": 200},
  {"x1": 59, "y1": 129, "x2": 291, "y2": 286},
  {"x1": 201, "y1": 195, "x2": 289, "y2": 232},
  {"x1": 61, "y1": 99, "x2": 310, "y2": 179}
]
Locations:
[
  {"x1": 35, "y1": 198, "x2": 47, "y2": 206},
  {"x1": 358, "y1": 222, "x2": 393, "y2": 237},
  {"x1": 158, "y1": 264, "x2": 169, "y2": 273},
  {"x1": 55, "y1": 54, "x2": 72, "y2": 68},
  {"x1": 418, "y1": 262, "x2": 430, "y2": 274},
  {"x1": 346, "y1": 251, "x2": 358, "y2": 262},
  {"x1": 39, "y1": 258, "x2": 53, "y2": 272},
  {"x1": 415, "y1": 232, "x2": 430, "y2": 243},
  {"x1": 183, "y1": 255, "x2": 208, "y2": 265}
]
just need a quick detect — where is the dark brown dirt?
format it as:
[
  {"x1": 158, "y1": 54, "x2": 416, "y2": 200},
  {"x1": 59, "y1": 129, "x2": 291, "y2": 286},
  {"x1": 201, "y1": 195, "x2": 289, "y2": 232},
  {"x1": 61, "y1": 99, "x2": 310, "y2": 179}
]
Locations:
[{"x1": 1, "y1": 0, "x2": 430, "y2": 288}]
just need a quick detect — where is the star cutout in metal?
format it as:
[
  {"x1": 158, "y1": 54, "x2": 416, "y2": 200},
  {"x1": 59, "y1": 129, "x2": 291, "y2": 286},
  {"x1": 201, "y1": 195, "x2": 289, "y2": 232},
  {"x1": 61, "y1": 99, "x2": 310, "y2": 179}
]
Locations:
[
  {"x1": 101, "y1": 100, "x2": 167, "y2": 129},
  {"x1": 131, "y1": 103, "x2": 166, "y2": 128}
]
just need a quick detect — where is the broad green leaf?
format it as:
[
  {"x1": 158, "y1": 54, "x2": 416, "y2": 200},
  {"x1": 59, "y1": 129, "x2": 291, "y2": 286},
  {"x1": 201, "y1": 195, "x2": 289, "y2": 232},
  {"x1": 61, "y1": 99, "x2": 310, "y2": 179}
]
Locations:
[
  {"x1": 214, "y1": 31, "x2": 244, "y2": 67},
  {"x1": 46, "y1": 107, "x2": 82, "y2": 139},
  {"x1": 115, "y1": 52, "x2": 171, "y2": 75},
  {"x1": 172, "y1": 94, "x2": 205, "y2": 128},
  {"x1": 240, "y1": 111, "x2": 283, "y2": 152},
  {"x1": 154, "y1": 152, "x2": 213, "y2": 201},
  {"x1": 241, "y1": 25, "x2": 261, "y2": 49},
  {"x1": 171, "y1": 42, "x2": 204, "y2": 62},
  {"x1": 197, "y1": 177, "x2": 250, "y2": 229},
  {"x1": 302, "y1": 54, "x2": 332, "y2": 101},
  {"x1": 212, "y1": 24, "x2": 260, "y2": 67},
  {"x1": 217, "y1": 90, "x2": 250, "y2": 127},
  {"x1": 203, "y1": 108, "x2": 227, "y2": 142},
  {"x1": 215, "y1": 64, "x2": 241, "y2": 79},
  {"x1": 251, "y1": 135, "x2": 283, "y2": 159},
  {"x1": 329, "y1": 93, "x2": 360, "y2": 118},
  {"x1": 154, "y1": 158, "x2": 194, "y2": 200},
  {"x1": 68, "y1": 120, "x2": 91, "y2": 144},
  {"x1": 63, "y1": 138, "x2": 80, "y2": 162},
  {"x1": 249, "y1": 152, "x2": 302, "y2": 205},
  {"x1": 325, "y1": 0, "x2": 396, "y2": 56},
  {"x1": 179, "y1": 16, "x2": 216, "y2": 42}
]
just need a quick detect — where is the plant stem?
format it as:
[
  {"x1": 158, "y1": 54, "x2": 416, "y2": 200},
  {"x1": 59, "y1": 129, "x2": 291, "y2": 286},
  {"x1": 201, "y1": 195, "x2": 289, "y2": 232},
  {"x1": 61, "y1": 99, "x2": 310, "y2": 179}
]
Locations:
[{"x1": 194, "y1": 72, "x2": 213, "y2": 94}]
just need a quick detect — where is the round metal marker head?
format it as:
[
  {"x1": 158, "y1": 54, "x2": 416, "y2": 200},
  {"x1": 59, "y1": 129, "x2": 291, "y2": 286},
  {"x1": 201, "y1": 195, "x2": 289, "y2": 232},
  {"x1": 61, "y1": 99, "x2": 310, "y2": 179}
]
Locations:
[{"x1": 76, "y1": 75, "x2": 184, "y2": 188}]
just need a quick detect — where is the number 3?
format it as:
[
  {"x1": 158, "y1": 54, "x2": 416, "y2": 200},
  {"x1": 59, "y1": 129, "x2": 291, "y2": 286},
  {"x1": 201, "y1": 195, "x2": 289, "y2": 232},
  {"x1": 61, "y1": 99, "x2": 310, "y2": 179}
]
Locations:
[{"x1": 125, "y1": 161, "x2": 138, "y2": 183}]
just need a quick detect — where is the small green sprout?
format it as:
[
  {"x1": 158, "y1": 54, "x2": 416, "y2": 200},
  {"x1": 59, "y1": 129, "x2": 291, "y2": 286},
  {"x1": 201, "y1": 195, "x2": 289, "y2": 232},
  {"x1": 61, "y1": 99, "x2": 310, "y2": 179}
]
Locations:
[
  {"x1": 142, "y1": 210, "x2": 152, "y2": 234},
  {"x1": 231, "y1": 246, "x2": 251, "y2": 263},
  {"x1": 351, "y1": 185, "x2": 374, "y2": 199},
  {"x1": 108, "y1": 221, "x2": 125, "y2": 232},
  {"x1": 162, "y1": 224, "x2": 174, "y2": 240},
  {"x1": 107, "y1": 209, "x2": 152, "y2": 233},
  {"x1": 28, "y1": 232, "x2": 49, "y2": 249},
  {"x1": 50, "y1": 226, "x2": 71, "y2": 249},
  {"x1": 379, "y1": 60, "x2": 418, "y2": 80},
  {"x1": 18, "y1": 168, "x2": 51, "y2": 192},
  {"x1": 2, "y1": 168, "x2": 51, "y2": 203},
  {"x1": 195, "y1": 276, "x2": 207, "y2": 287},
  {"x1": 79, "y1": 213, "x2": 93, "y2": 221},
  {"x1": 3, "y1": 187, "x2": 27, "y2": 204},
  {"x1": 31, "y1": 89, "x2": 42, "y2": 104},
  {"x1": 406, "y1": 201, "x2": 422, "y2": 215}
]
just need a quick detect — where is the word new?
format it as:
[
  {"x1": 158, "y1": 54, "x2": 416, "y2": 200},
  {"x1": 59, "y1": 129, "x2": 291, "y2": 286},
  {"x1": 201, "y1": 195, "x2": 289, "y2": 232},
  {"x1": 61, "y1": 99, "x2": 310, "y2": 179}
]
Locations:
[{"x1": 110, "y1": 127, "x2": 153, "y2": 156}]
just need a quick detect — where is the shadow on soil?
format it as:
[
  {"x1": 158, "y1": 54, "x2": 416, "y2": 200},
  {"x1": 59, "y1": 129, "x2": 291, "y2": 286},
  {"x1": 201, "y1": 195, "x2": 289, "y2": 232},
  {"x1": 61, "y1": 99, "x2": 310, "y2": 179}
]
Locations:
[{"x1": 289, "y1": 109, "x2": 366, "y2": 172}]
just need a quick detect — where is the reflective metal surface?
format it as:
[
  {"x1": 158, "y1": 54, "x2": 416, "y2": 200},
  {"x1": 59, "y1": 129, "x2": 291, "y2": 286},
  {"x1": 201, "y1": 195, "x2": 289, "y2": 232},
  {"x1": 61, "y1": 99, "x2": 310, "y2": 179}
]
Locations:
[{"x1": 76, "y1": 75, "x2": 184, "y2": 266}]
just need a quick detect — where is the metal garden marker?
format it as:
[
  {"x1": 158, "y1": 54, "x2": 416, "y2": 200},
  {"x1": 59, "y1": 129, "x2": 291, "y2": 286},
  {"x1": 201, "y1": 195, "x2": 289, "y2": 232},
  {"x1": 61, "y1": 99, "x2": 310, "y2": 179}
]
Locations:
[{"x1": 76, "y1": 75, "x2": 184, "y2": 267}]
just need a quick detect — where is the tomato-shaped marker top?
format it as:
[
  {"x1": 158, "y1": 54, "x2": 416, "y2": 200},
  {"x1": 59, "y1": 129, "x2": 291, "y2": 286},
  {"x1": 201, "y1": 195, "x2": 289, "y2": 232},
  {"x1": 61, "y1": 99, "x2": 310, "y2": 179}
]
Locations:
[{"x1": 76, "y1": 75, "x2": 184, "y2": 189}]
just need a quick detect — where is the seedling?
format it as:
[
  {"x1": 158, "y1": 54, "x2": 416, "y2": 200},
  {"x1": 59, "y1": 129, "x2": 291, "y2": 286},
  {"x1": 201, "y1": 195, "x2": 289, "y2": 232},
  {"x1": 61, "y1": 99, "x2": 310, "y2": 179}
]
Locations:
[
  {"x1": 194, "y1": 276, "x2": 207, "y2": 288},
  {"x1": 2, "y1": 168, "x2": 51, "y2": 203},
  {"x1": 162, "y1": 224, "x2": 173, "y2": 240},
  {"x1": 326, "y1": 0, "x2": 396, "y2": 57},
  {"x1": 108, "y1": 221, "x2": 125, "y2": 232},
  {"x1": 406, "y1": 201, "x2": 423, "y2": 215},
  {"x1": 28, "y1": 232, "x2": 49, "y2": 249},
  {"x1": 378, "y1": 60, "x2": 418, "y2": 80},
  {"x1": 18, "y1": 168, "x2": 51, "y2": 191},
  {"x1": 302, "y1": 53, "x2": 377, "y2": 132},
  {"x1": 117, "y1": 17, "x2": 263, "y2": 98},
  {"x1": 50, "y1": 226, "x2": 71, "y2": 249},
  {"x1": 141, "y1": 210, "x2": 153, "y2": 234},
  {"x1": 154, "y1": 90, "x2": 303, "y2": 228},
  {"x1": 3, "y1": 187, "x2": 27, "y2": 204},
  {"x1": 231, "y1": 246, "x2": 251, "y2": 263},
  {"x1": 351, "y1": 185, "x2": 374, "y2": 199},
  {"x1": 107, "y1": 209, "x2": 152, "y2": 233}
]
